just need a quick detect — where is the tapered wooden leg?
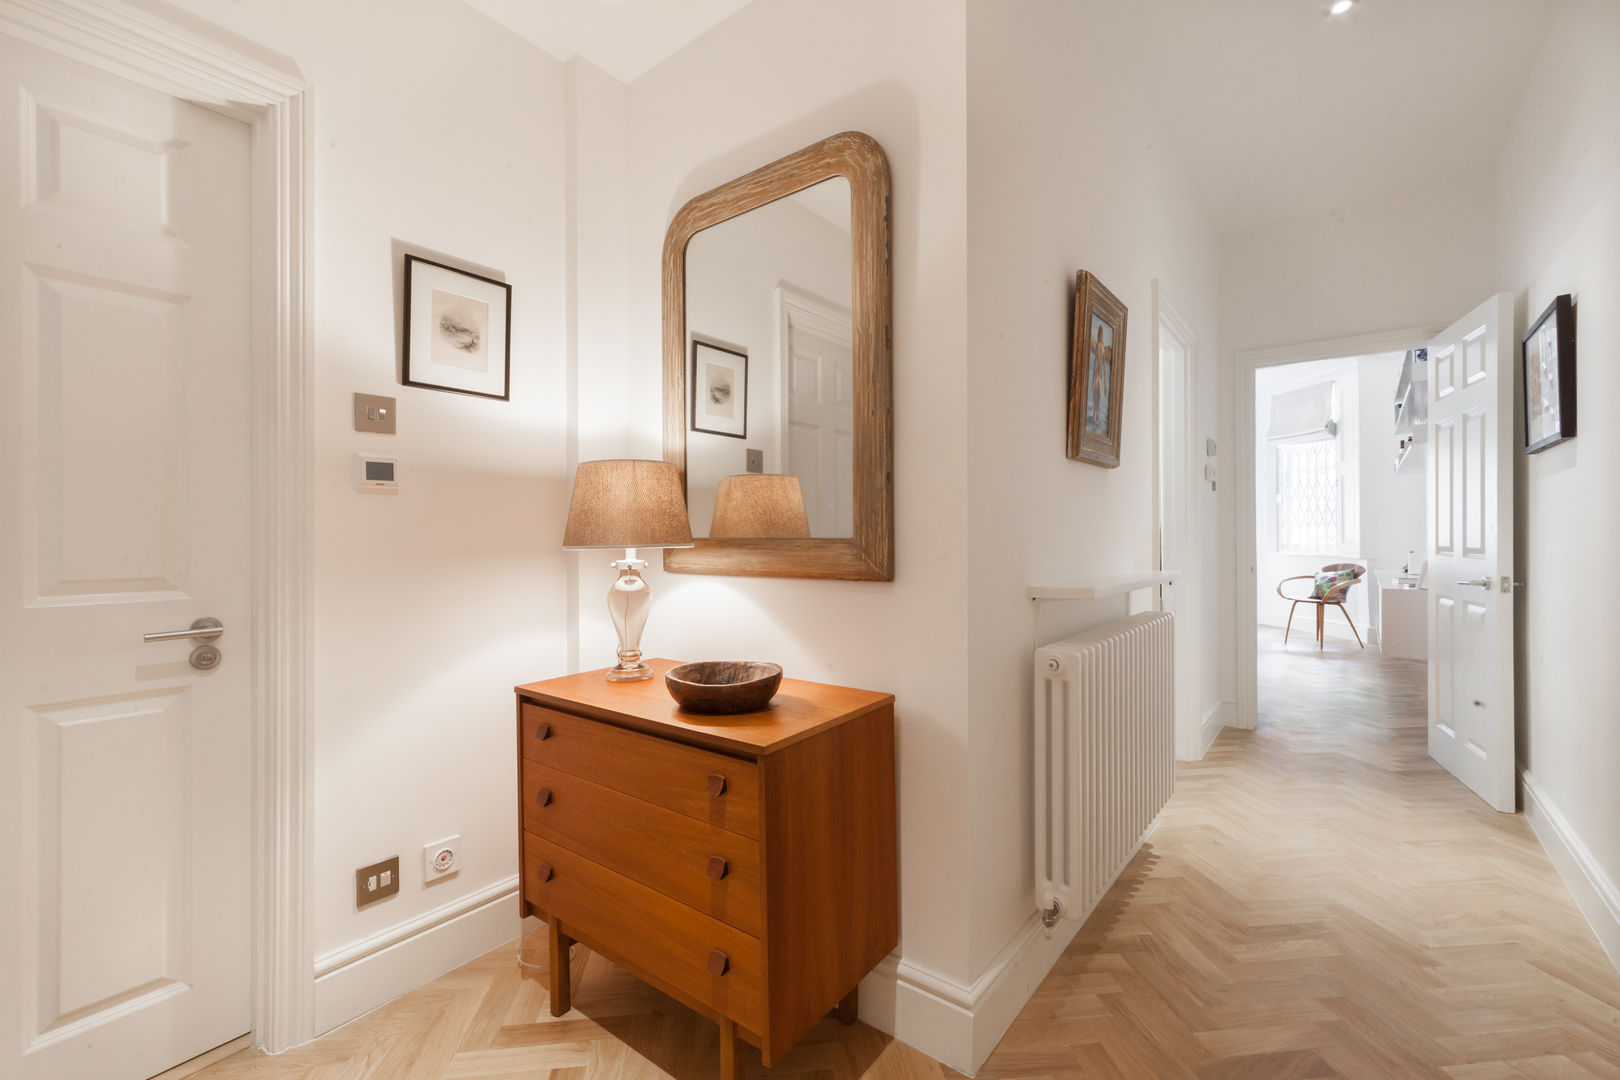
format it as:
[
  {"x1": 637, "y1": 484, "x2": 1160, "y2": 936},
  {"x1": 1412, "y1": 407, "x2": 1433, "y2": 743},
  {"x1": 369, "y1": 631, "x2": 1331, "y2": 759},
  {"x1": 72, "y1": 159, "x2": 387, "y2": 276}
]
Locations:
[
  {"x1": 1316, "y1": 604, "x2": 1324, "y2": 650},
  {"x1": 1284, "y1": 601, "x2": 1298, "y2": 645},
  {"x1": 547, "y1": 919, "x2": 572, "y2": 1017},
  {"x1": 1337, "y1": 603, "x2": 1364, "y2": 648},
  {"x1": 719, "y1": 1016, "x2": 743, "y2": 1080},
  {"x1": 837, "y1": 985, "x2": 859, "y2": 1025}
]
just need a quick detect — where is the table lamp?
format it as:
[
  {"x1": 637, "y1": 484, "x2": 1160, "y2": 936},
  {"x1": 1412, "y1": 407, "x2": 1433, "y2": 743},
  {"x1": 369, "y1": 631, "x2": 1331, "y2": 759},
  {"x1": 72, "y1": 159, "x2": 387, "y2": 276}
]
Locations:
[
  {"x1": 562, "y1": 459, "x2": 693, "y2": 681},
  {"x1": 709, "y1": 474, "x2": 811, "y2": 538}
]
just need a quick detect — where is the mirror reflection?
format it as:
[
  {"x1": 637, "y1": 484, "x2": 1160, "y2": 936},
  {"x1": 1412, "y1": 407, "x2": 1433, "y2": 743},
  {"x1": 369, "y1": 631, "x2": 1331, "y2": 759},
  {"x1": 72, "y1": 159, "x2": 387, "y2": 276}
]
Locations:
[{"x1": 684, "y1": 177, "x2": 854, "y2": 539}]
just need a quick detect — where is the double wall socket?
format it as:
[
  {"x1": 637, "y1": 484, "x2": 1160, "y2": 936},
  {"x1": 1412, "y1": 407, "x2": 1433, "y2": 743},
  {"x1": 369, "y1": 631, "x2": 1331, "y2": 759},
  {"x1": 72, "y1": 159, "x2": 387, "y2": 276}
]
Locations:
[{"x1": 355, "y1": 855, "x2": 400, "y2": 907}]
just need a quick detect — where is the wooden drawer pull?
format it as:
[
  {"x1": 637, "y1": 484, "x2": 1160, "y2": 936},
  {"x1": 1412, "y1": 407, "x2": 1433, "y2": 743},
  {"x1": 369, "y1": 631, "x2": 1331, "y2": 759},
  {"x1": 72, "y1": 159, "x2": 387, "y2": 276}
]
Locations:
[
  {"x1": 535, "y1": 723, "x2": 552, "y2": 741},
  {"x1": 706, "y1": 773, "x2": 728, "y2": 797},
  {"x1": 706, "y1": 855, "x2": 729, "y2": 880},
  {"x1": 537, "y1": 862, "x2": 554, "y2": 883},
  {"x1": 536, "y1": 787, "x2": 553, "y2": 807},
  {"x1": 707, "y1": 949, "x2": 729, "y2": 977}
]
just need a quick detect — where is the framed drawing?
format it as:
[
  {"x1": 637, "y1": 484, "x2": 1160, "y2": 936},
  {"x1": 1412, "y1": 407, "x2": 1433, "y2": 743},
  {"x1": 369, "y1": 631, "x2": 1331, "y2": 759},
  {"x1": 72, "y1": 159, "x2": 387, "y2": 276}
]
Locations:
[
  {"x1": 402, "y1": 254, "x2": 512, "y2": 400},
  {"x1": 1522, "y1": 293, "x2": 1576, "y2": 454},
  {"x1": 691, "y1": 340, "x2": 748, "y2": 438},
  {"x1": 1067, "y1": 270, "x2": 1128, "y2": 467}
]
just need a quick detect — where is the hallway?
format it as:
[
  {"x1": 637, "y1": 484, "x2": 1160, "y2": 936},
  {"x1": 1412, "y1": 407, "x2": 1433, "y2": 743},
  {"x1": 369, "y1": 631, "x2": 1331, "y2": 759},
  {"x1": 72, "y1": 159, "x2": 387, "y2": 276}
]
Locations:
[{"x1": 189, "y1": 637, "x2": 1620, "y2": 1079}]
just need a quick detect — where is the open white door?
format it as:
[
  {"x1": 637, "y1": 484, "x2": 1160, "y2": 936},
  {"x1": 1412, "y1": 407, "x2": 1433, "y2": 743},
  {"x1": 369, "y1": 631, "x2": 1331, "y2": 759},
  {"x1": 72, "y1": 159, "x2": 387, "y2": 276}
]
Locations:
[{"x1": 1426, "y1": 293, "x2": 1517, "y2": 812}]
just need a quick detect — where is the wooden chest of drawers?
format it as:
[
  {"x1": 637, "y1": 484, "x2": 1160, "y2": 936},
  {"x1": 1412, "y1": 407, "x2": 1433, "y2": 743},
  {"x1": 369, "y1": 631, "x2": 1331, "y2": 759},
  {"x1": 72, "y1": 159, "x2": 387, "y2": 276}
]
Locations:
[{"x1": 515, "y1": 659, "x2": 897, "y2": 1078}]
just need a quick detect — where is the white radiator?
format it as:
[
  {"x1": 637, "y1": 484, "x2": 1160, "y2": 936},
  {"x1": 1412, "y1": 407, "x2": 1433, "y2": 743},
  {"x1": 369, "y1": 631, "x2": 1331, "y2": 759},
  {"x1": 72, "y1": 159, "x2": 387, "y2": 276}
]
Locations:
[{"x1": 1033, "y1": 611, "x2": 1175, "y2": 924}]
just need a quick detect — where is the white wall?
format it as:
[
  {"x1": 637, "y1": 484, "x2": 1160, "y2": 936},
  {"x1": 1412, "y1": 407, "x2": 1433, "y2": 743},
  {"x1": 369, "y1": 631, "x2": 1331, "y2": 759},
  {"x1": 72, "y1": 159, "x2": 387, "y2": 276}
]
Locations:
[
  {"x1": 962, "y1": 0, "x2": 1223, "y2": 1047},
  {"x1": 593, "y1": 0, "x2": 977, "y2": 1038},
  {"x1": 1497, "y1": 0, "x2": 1620, "y2": 962},
  {"x1": 159, "y1": 0, "x2": 571, "y2": 1030}
]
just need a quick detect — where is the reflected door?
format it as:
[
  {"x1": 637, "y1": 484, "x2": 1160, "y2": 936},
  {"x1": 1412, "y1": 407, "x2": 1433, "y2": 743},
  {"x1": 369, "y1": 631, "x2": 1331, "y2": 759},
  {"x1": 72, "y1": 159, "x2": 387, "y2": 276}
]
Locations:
[
  {"x1": 0, "y1": 35, "x2": 254, "y2": 1079},
  {"x1": 784, "y1": 295, "x2": 854, "y2": 538},
  {"x1": 1426, "y1": 293, "x2": 1516, "y2": 812}
]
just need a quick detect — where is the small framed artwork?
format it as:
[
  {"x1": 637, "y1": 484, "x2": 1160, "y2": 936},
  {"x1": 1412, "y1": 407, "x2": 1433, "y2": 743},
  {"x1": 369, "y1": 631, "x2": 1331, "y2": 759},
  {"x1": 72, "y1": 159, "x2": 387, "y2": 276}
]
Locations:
[
  {"x1": 1522, "y1": 293, "x2": 1576, "y2": 454},
  {"x1": 402, "y1": 254, "x2": 512, "y2": 400},
  {"x1": 1067, "y1": 270, "x2": 1128, "y2": 467},
  {"x1": 691, "y1": 339, "x2": 748, "y2": 439}
]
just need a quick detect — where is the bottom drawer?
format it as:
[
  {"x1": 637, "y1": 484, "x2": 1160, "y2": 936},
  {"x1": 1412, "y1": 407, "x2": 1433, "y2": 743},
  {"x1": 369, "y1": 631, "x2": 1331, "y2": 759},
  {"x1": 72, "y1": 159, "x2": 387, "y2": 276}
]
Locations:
[{"x1": 523, "y1": 833, "x2": 765, "y2": 1031}]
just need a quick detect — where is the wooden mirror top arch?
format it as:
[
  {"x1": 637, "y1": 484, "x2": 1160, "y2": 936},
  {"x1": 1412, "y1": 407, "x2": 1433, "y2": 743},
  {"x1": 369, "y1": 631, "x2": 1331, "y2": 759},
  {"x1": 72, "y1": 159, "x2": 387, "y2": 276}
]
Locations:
[{"x1": 662, "y1": 131, "x2": 893, "y2": 580}]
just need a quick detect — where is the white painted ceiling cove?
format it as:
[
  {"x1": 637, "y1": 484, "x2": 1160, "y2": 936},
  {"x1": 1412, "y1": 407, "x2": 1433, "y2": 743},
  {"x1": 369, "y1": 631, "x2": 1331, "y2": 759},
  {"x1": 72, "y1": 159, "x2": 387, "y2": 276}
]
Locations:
[
  {"x1": 461, "y1": 0, "x2": 755, "y2": 83},
  {"x1": 1139, "y1": 0, "x2": 1555, "y2": 232}
]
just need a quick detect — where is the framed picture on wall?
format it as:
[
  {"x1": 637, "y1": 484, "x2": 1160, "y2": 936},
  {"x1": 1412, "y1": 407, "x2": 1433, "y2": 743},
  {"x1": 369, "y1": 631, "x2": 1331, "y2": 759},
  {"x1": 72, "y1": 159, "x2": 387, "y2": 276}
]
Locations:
[
  {"x1": 402, "y1": 254, "x2": 512, "y2": 400},
  {"x1": 1066, "y1": 270, "x2": 1129, "y2": 468},
  {"x1": 1522, "y1": 293, "x2": 1576, "y2": 454},
  {"x1": 691, "y1": 339, "x2": 748, "y2": 438}
]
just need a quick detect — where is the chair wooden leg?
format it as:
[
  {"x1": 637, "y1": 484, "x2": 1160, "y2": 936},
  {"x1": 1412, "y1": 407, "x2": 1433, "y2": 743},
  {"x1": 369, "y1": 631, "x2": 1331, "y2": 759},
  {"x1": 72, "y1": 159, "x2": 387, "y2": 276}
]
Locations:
[
  {"x1": 1284, "y1": 601, "x2": 1298, "y2": 645},
  {"x1": 1337, "y1": 603, "x2": 1364, "y2": 648},
  {"x1": 1316, "y1": 604, "x2": 1325, "y2": 650}
]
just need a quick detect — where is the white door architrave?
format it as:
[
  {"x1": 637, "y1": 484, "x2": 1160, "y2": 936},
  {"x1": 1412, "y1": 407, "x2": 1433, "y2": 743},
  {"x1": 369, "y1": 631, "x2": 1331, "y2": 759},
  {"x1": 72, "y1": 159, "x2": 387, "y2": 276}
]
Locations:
[{"x1": 0, "y1": 0, "x2": 314, "y2": 1056}]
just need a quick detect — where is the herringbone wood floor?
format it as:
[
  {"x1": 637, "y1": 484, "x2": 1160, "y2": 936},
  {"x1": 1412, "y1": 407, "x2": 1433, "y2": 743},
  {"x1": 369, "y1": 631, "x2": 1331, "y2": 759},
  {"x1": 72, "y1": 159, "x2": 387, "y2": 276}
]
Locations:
[{"x1": 195, "y1": 634, "x2": 1620, "y2": 1079}]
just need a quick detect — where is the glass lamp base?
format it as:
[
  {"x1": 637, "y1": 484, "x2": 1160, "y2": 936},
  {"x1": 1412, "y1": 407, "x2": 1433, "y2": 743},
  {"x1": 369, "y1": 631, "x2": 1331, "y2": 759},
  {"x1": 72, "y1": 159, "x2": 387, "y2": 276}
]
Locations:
[{"x1": 605, "y1": 554, "x2": 653, "y2": 682}]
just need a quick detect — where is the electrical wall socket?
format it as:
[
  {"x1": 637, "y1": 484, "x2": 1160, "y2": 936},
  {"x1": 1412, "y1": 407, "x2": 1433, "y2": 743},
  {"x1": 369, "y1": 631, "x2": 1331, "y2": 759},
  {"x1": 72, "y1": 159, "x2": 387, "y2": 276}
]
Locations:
[
  {"x1": 745, "y1": 448, "x2": 764, "y2": 473},
  {"x1": 423, "y1": 835, "x2": 460, "y2": 883},
  {"x1": 355, "y1": 855, "x2": 400, "y2": 908}
]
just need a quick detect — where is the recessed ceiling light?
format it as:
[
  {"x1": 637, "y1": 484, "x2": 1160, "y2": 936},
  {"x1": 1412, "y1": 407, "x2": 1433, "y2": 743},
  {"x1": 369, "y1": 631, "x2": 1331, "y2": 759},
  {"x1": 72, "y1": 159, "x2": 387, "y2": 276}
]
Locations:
[{"x1": 1330, "y1": 0, "x2": 1354, "y2": 13}]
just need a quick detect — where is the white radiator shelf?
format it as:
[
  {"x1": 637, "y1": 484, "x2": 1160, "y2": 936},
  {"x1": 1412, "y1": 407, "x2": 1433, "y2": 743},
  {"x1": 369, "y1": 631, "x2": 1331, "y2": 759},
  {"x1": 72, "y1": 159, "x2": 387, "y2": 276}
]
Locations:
[{"x1": 1029, "y1": 571, "x2": 1179, "y2": 602}]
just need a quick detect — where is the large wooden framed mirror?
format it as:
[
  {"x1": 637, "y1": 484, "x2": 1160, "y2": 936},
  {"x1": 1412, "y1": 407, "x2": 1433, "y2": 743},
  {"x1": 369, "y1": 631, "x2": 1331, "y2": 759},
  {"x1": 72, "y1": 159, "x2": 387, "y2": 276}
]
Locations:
[{"x1": 662, "y1": 132, "x2": 893, "y2": 580}]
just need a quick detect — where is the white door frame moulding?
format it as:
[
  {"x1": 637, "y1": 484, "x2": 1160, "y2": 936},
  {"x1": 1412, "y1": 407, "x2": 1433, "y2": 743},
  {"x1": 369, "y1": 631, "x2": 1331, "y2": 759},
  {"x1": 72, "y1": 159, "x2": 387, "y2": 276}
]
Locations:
[
  {"x1": 1232, "y1": 326, "x2": 1438, "y2": 731},
  {"x1": 0, "y1": 0, "x2": 315, "y2": 1054},
  {"x1": 1151, "y1": 281, "x2": 1202, "y2": 760}
]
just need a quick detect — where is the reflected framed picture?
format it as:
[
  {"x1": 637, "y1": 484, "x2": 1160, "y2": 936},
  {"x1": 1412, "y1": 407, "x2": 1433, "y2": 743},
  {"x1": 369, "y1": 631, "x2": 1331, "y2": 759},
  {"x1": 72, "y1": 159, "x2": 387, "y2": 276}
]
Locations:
[
  {"x1": 402, "y1": 254, "x2": 512, "y2": 400},
  {"x1": 1067, "y1": 270, "x2": 1128, "y2": 467},
  {"x1": 691, "y1": 339, "x2": 748, "y2": 439},
  {"x1": 1521, "y1": 293, "x2": 1576, "y2": 454}
]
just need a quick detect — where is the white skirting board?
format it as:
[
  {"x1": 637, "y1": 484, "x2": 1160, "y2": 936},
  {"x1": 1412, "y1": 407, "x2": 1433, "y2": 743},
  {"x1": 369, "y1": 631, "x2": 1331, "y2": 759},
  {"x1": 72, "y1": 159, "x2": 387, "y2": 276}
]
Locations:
[
  {"x1": 861, "y1": 819, "x2": 1160, "y2": 1075},
  {"x1": 310, "y1": 877, "x2": 523, "y2": 1036},
  {"x1": 1521, "y1": 771, "x2": 1620, "y2": 971},
  {"x1": 1198, "y1": 699, "x2": 1235, "y2": 756}
]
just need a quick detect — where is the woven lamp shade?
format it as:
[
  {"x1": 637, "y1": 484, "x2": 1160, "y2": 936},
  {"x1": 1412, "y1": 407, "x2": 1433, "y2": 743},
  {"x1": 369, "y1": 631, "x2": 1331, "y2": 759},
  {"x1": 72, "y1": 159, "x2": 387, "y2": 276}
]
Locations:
[
  {"x1": 562, "y1": 459, "x2": 693, "y2": 549},
  {"x1": 709, "y1": 474, "x2": 811, "y2": 539}
]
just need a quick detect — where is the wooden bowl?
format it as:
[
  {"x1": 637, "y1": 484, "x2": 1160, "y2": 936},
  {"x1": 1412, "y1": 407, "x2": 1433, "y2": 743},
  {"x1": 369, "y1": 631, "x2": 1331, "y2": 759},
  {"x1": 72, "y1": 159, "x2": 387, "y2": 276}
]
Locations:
[{"x1": 665, "y1": 661, "x2": 784, "y2": 715}]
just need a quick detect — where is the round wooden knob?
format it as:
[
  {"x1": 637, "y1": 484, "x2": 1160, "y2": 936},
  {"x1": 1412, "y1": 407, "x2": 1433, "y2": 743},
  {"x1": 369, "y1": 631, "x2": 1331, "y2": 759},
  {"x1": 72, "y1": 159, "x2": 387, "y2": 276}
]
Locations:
[
  {"x1": 706, "y1": 773, "x2": 727, "y2": 797},
  {"x1": 536, "y1": 788, "x2": 552, "y2": 807},
  {"x1": 707, "y1": 949, "x2": 729, "y2": 977},
  {"x1": 535, "y1": 723, "x2": 551, "y2": 741},
  {"x1": 706, "y1": 855, "x2": 729, "y2": 880},
  {"x1": 537, "y1": 862, "x2": 553, "y2": 883}
]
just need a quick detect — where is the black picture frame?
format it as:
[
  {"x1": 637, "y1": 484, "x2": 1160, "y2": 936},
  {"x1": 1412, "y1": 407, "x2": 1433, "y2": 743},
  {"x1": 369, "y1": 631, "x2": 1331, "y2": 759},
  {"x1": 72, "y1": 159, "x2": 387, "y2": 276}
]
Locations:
[
  {"x1": 402, "y1": 254, "x2": 513, "y2": 401},
  {"x1": 690, "y1": 339, "x2": 749, "y2": 439},
  {"x1": 1521, "y1": 293, "x2": 1576, "y2": 454}
]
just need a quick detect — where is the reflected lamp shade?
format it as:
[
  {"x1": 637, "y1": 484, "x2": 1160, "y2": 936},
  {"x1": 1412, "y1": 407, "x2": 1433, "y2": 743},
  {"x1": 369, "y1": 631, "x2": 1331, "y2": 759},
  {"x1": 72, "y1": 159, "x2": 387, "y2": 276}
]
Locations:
[
  {"x1": 709, "y1": 474, "x2": 811, "y2": 539},
  {"x1": 562, "y1": 459, "x2": 693, "y2": 550}
]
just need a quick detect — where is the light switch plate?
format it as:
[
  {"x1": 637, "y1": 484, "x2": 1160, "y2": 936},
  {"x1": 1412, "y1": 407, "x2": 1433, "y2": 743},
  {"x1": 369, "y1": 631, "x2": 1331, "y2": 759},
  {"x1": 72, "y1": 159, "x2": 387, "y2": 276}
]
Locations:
[
  {"x1": 746, "y1": 448, "x2": 764, "y2": 473},
  {"x1": 354, "y1": 393, "x2": 397, "y2": 434},
  {"x1": 356, "y1": 855, "x2": 400, "y2": 907},
  {"x1": 1205, "y1": 437, "x2": 1218, "y2": 457}
]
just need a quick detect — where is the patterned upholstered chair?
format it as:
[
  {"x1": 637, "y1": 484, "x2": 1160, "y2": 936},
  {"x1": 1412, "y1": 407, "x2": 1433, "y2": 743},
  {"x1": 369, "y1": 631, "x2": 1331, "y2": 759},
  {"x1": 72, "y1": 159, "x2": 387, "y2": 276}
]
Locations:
[{"x1": 1277, "y1": 563, "x2": 1366, "y2": 650}]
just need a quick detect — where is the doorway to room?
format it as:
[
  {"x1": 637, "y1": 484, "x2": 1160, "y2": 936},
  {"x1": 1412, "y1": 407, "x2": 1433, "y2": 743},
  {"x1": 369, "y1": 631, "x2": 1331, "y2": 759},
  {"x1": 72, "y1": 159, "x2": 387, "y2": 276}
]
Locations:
[{"x1": 1245, "y1": 346, "x2": 1430, "y2": 741}]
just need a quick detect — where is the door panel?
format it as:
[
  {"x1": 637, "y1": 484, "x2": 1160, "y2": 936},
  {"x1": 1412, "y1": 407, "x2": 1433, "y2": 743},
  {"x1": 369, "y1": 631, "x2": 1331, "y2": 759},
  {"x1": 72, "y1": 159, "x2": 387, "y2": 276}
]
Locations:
[
  {"x1": 1, "y1": 34, "x2": 254, "y2": 1080},
  {"x1": 1426, "y1": 294, "x2": 1516, "y2": 811}
]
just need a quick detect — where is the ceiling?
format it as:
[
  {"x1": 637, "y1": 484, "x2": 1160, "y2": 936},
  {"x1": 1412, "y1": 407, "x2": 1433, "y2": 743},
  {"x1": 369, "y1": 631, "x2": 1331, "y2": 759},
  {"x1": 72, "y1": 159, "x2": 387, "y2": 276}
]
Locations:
[
  {"x1": 461, "y1": 0, "x2": 754, "y2": 83},
  {"x1": 1136, "y1": 0, "x2": 1555, "y2": 233}
]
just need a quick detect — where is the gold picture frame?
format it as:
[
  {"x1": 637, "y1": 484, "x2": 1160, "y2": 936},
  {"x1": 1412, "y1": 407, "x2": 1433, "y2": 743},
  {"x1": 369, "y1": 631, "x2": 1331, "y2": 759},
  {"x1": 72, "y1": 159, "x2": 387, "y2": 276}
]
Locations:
[{"x1": 1067, "y1": 270, "x2": 1128, "y2": 468}]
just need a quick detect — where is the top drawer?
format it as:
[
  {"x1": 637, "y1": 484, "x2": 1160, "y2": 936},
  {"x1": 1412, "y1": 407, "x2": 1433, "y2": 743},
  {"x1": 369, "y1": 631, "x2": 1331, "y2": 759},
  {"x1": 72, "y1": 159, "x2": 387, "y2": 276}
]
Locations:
[{"x1": 520, "y1": 704, "x2": 760, "y2": 839}]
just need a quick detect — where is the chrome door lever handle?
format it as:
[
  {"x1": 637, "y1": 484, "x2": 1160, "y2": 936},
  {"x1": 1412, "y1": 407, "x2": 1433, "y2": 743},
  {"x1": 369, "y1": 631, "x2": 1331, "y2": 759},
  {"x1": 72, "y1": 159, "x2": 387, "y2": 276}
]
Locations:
[
  {"x1": 1454, "y1": 578, "x2": 1491, "y2": 588},
  {"x1": 143, "y1": 617, "x2": 224, "y2": 643}
]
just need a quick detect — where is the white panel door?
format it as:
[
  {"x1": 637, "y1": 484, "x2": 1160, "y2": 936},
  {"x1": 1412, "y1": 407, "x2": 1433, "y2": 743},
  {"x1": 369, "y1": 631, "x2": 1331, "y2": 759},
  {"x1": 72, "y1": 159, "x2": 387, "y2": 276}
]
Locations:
[
  {"x1": 1426, "y1": 293, "x2": 1516, "y2": 811},
  {"x1": 0, "y1": 34, "x2": 255, "y2": 1080},
  {"x1": 786, "y1": 314, "x2": 855, "y2": 538}
]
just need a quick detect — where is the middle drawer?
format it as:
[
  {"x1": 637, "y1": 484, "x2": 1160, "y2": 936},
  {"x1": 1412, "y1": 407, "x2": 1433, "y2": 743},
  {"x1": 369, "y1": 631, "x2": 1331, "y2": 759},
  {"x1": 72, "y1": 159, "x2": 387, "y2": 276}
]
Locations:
[{"x1": 523, "y1": 761, "x2": 764, "y2": 937}]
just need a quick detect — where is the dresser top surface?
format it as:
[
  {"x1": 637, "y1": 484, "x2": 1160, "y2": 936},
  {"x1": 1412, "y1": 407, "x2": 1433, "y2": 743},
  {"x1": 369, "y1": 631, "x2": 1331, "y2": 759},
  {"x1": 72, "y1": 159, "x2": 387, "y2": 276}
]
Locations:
[{"x1": 516, "y1": 658, "x2": 893, "y2": 755}]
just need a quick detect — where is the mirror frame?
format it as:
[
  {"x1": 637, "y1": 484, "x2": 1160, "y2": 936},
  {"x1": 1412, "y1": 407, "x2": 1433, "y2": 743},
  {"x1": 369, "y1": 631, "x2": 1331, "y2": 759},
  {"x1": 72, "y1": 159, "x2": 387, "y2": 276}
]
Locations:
[{"x1": 662, "y1": 131, "x2": 893, "y2": 580}]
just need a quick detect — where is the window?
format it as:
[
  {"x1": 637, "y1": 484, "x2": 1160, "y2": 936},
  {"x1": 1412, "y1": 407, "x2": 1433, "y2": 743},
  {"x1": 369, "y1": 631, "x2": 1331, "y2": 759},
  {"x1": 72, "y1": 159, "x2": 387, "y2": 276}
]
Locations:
[{"x1": 1275, "y1": 439, "x2": 1339, "y2": 553}]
